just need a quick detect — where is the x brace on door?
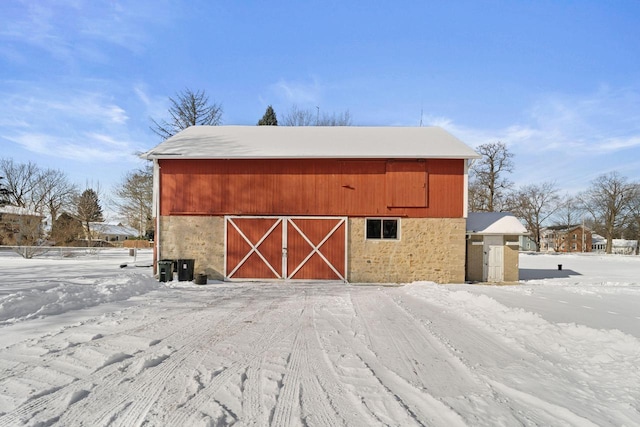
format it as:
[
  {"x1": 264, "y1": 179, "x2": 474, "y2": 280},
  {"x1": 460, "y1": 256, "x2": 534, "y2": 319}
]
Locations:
[
  {"x1": 286, "y1": 218, "x2": 345, "y2": 280},
  {"x1": 225, "y1": 216, "x2": 347, "y2": 281},
  {"x1": 227, "y1": 217, "x2": 282, "y2": 279}
]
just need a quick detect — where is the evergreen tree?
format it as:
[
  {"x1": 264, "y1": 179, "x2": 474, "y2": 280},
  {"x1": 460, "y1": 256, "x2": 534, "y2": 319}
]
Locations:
[
  {"x1": 258, "y1": 105, "x2": 278, "y2": 126},
  {"x1": 75, "y1": 189, "x2": 104, "y2": 246}
]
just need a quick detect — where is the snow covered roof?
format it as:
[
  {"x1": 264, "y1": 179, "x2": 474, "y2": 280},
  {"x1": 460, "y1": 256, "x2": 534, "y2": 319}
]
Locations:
[
  {"x1": 141, "y1": 125, "x2": 481, "y2": 160},
  {"x1": 592, "y1": 235, "x2": 637, "y2": 247},
  {"x1": 466, "y1": 212, "x2": 528, "y2": 235},
  {"x1": 91, "y1": 222, "x2": 138, "y2": 236},
  {"x1": 0, "y1": 205, "x2": 41, "y2": 217},
  {"x1": 612, "y1": 239, "x2": 638, "y2": 248}
]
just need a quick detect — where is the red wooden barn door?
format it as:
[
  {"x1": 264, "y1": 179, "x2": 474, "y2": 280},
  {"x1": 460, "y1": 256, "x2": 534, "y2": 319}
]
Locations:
[
  {"x1": 286, "y1": 217, "x2": 346, "y2": 280},
  {"x1": 225, "y1": 216, "x2": 346, "y2": 281},
  {"x1": 226, "y1": 217, "x2": 283, "y2": 279}
]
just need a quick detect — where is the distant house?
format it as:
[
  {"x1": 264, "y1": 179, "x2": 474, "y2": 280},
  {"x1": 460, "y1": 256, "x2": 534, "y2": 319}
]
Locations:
[
  {"x1": 142, "y1": 125, "x2": 481, "y2": 283},
  {"x1": 0, "y1": 206, "x2": 43, "y2": 245},
  {"x1": 538, "y1": 228, "x2": 557, "y2": 252},
  {"x1": 531, "y1": 225, "x2": 592, "y2": 253},
  {"x1": 519, "y1": 234, "x2": 538, "y2": 251},
  {"x1": 592, "y1": 234, "x2": 638, "y2": 255},
  {"x1": 90, "y1": 222, "x2": 138, "y2": 243},
  {"x1": 466, "y1": 212, "x2": 527, "y2": 283},
  {"x1": 551, "y1": 225, "x2": 592, "y2": 253}
]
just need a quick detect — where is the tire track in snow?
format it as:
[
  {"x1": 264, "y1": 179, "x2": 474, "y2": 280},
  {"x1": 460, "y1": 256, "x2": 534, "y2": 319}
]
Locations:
[
  {"x1": 270, "y1": 311, "x2": 306, "y2": 426},
  {"x1": 239, "y1": 365, "x2": 264, "y2": 426},
  {"x1": 163, "y1": 296, "x2": 305, "y2": 426},
  {"x1": 270, "y1": 298, "x2": 345, "y2": 427},
  {"x1": 306, "y1": 300, "x2": 378, "y2": 427},
  {"x1": 0, "y1": 286, "x2": 253, "y2": 421},
  {"x1": 487, "y1": 380, "x2": 599, "y2": 427},
  {"x1": 347, "y1": 290, "x2": 468, "y2": 426},
  {"x1": 391, "y1": 290, "x2": 616, "y2": 426},
  {"x1": 0, "y1": 289, "x2": 258, "y2": 426},
  {"x1": 311, "y1": 293, "x2": 424, "y2": 425},
  {"x1": 81, "y1": 296, "x2": 269, "y2": 426}
]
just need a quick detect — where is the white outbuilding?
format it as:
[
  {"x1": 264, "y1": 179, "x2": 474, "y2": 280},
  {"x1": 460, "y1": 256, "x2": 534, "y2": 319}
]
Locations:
[{"x1": 466, "y1": 212, "x2": 528, "y2": 283}]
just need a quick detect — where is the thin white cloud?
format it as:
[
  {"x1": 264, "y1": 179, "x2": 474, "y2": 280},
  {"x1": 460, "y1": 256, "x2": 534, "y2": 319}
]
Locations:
[
  {"x1": 86, "y1": 133, "x2": 129, "y2": 149},
  {"x1": 518, "y1": 86, "x2": 640, "y2": 154},
  {"x1": 133, "y1": 84, "x2": 168, "y2": 120},
  {"x1": 590, "y1": 136, "x2": 640, "y2": 153},
  {"x1": 134, "y1": 85, "x2": 152, "y2": 107},
  {"x1": 430, "y1": 86, "x2": 640, "y2": 155},
  {"x1": 0, "y1": 84, "x2": 137, "y2": 163},
  {"x1": 0, "y1": 1, "x2": 172, "y2": 64},
  {"x1": 271, "y1": 78, "x2": 323, "y2": 106},
  {"x1": 5, "y1": 132, "x2": 132, "y2": 163},
  {"x1": 421, "y1": 86, "x2": 640, "y2": 190}
]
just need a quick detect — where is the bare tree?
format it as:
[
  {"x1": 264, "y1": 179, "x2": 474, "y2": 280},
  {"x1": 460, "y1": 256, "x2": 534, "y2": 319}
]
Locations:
[
  {"x1": 554, "y1": 194, "x2": 583, "y2": 229},
  {"x1": 468, "y1": 142, "x2": 514, "y2": 212},
  {"x1": 507, "y1": 182, "x2": 560, "y2": 251},
  {"x1": 0, "y1": 158, "x2": 41, "y2": 208},
  {"x1": 468, "y1": 181, "x2": 488, "y2": 213},
  {"x1": 1, "y1": 159, "x2": 79, "y2": 242},
  {"x1": 281, "y1": 105, "x2": 316, "y2": 126},
  {"x1": 625, "y1": 183, "x2": 640, "y2": 255},
  {"x1": 34, "y1": 169, "x2": 78, "y2": 234},
  {"x1": 281, "y1": 105, "x2": 352, "y2": 126},
  {"x1": 112, "y1": 165, "x2": 153, "y2": 238},
  {"x1": 318, "y1": 110, "x2": 352, "y2": 126},
  {"x1": 578, "y1": 172, "x2": 638, "y2": 254},
  {"x1": 151, "y1": 88, "x2": 223, "y2": 140}
]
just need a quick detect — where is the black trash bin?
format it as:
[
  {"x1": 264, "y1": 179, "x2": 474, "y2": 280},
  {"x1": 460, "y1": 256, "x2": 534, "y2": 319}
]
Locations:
[
  {"x1": 158, "y1": 260, "x2": 173, "y2": 282},
  {"x1": 178, "y1": 259, "x2": 195, "y2": 281}
]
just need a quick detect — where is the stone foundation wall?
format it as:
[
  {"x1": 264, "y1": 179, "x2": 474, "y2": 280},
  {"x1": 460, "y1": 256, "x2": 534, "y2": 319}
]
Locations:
[
  {"x1": 159, "y1": 215, "x2": 467, "y2": 284},
  {"x1": 348, "y1": 218, "x2": 466, "y2": 284},
  {"x1": 158, "y1": 216, "x2": 225, "y2": 280}
]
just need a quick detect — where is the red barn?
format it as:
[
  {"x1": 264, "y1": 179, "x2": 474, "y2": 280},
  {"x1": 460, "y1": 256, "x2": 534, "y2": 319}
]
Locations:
[{"x1": 142, "y1": 126, "x2": 480, "y2": 283}]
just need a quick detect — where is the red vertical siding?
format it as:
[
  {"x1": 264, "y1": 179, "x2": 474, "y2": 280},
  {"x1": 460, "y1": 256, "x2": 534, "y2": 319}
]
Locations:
[
  {"x1": 160, "y1": 158, "x2": 464, "y2": 218},
  {"x1": 385, "y1": 160, "x2": 427, "y2": 208}
]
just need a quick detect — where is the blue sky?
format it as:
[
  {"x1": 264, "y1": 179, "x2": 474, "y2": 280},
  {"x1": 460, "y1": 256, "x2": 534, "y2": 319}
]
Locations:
[{"x1": 2, "y1": 0, "x2": 640, "y2": 207}]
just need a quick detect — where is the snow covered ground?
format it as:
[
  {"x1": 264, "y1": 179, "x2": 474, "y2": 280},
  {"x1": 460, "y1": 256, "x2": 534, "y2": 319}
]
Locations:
[{"x1": 0, "y1": 249, "x2": 639, "y2": 426}]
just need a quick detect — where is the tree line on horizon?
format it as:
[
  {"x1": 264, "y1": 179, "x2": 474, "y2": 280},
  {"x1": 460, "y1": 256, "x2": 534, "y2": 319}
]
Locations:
[
  {"x1": 469, "y1": 142, "x2": 640, "y2": 254},
  {"x1": 149, "y1": 88, "x2": 353, "y2": 140}
]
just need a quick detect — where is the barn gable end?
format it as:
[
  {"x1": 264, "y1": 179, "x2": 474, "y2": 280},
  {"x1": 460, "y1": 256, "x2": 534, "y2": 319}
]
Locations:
[{"x1": 143, "y1": 126, "x2": 480, "y2": 283}]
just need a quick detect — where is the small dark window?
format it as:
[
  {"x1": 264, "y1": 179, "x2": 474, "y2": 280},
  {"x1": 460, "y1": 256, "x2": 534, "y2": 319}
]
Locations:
[
  {"x1": 382, "y1": 220, "x2": 397, "y2": 239},
  {"x1": 366, "y1": 218, "x2": 399, "y2": 240},
  {"x1": 366, "y1": 219, "x2": 381, "y2": 239}
]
